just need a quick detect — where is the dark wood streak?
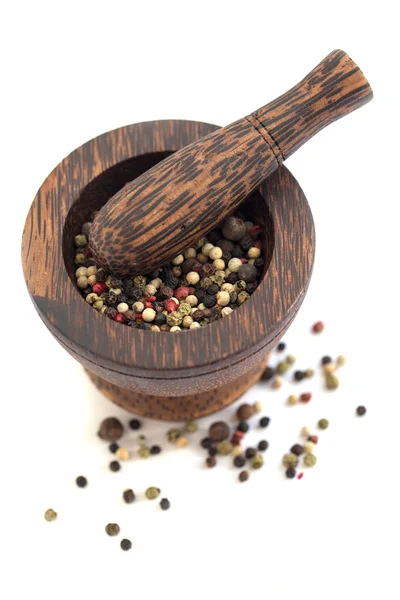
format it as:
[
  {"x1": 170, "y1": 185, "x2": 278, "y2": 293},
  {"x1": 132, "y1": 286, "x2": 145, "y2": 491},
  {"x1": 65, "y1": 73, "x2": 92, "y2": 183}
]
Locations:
[
  {"x1": 89, "y1": 50, "x2": 372, "y2": 276},
  {"x1": 21, "y1": 120, "x2": 315, "y2": 418}
]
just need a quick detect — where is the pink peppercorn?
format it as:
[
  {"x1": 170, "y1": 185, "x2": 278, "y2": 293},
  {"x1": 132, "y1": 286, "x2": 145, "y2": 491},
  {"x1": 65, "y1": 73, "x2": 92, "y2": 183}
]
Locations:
[
  {"x1": 135, "y1": 314, "x2": 143, "y2": 321},
  {"x1": 114, "y1": 314, "x2": 124, "y2": 323},
  {"x1": 300, "y1": 392, "x2": 312, "y2": 403},
  {"x1": 312, "y1": 321, "x2": 324, "y2": 334},
  {"x1": 143, "y1": 300, "x2": 154, "y2": 309},
  {"x1": 240, "y1": 258, "x2": 248, "y2": 263},
  {"x1": 297, "y1": 472, "x2": 304, "y2": 480},
  {"x1": 175, "y1": 286, "x2": 190, "y2": 301},
  {"x1": 308, "y1": 435, "x2": 319, "y2": 444},
  {"x1": 148, "y1": 295, "x2": 156, "y2": 302},
  {"x1": 92, "y1": 282, "x2": 106, "y2": 294},
  {"x1": 250, "y1": 225, "x2": 261, "y2": 239},
  {"x1": 164, "y1": 299, "x2": 177, "y2": 312}
]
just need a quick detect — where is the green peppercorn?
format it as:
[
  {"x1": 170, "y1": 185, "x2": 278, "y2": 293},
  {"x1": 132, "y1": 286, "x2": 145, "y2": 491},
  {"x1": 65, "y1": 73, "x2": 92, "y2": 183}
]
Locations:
[
  {"x1": 177, "y1": 302, "x2": 191, "y2": 316},
  {"x1": 145, "y1": 487, "x2": 161, "y2": 500},
  {"x1": 276, "y1": 361, "x2": 290, "y2": 375},
  {"x1": 318, "y1": 418, "x2": 329, "y2": 430},
  {"x1": 304, "y1": 453, "x2": 317, "y2": 467},
  {"x1": 283, "y1": 453, "x2": 299, "y2": 468},
  {"x1": 286, "y1": 354, "x2": 296, "y2": 365},
  {"x1": 183, "y1": 420, "x2": 198, "y2": 433},
  {"x1": 217, "y1": 440, "x2": 233, "y2": 455},
  {"x1": 167, "y1": 429, "x2": 182, "y2": 443},
  {"x1": 251, "y1": 454, "x2": 264, "y2": 469},
  {"x1": 44, "y1": 508, "x2": 57, "y2": 522},
  {"x1": 325, "y1": 372, "x2": 339, "y2": 390},
  {"x1": 74, "y1": 234, "x2": 87, "y2": 247}
]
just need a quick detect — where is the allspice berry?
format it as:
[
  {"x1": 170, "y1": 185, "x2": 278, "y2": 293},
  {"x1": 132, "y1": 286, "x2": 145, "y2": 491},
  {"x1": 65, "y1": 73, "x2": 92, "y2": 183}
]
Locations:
[
  {"x1": 222, "y1": 216, "x2": 246, "y2": 241},
  {"x1": 236, "y1": 404, "x2": 255, "y2": 421},
  {"x1": 209, "y1": 421, "x2": 230, "y2": 442},
  {"x1": 105, "y1": 523, "x2": 120, "y2": 536},
  {"x1": 98, "y1": 417, "x2": 124, "y2": 442}
]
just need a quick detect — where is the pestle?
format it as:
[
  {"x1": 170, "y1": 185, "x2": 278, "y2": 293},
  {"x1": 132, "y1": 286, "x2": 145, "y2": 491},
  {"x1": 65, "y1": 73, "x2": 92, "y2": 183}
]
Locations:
[{"x1": 89, "y1": 49, "x2": 373, "y2": 276}]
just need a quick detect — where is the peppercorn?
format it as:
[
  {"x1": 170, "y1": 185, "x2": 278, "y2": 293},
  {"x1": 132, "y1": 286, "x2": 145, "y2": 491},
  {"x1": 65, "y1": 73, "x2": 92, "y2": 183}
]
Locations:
[
  {"x1": 120, "y1": 539, "x2": 132, "y2": 551},
  {"x1": 301, "y1": 426, "x2": 311, "y2": 437},
  {"x1": 138, "y1": 446, "x2": 151, "y2": 458},
  {"x1": 208, "y1": 446, "x2": 218, "y2": 457},
  {"x1": 209, "y1": 421, "x2": 230, "y2": 442},
  {"x1": 318, "y1": 418, "x2": 329, "y2": 430},
  {"x1": 105, "y1": 523, "x2": 120, "y2": 536},
  {"x1": 312, "y1": 321, "x2": 324, "y2": 333},
  {"x1": 304, "y1": 441, "x2": 315, "y2": 454},
  {"x1": 98, "y1": 417, "x2": 124, "y2": 442},
  {"x1": 217, "y1": 440, "x2": 233, "y2": 455},
  {"x1": 286, "y1": 467, "x2": 296, "y2": 479},
  {"x1": 245, "y1": 448, "x2": 256, "y2": 460},
  {"x1": 290, "y1": 444, "x2": 304, "y2": 456},
  {"x1": 300, "y1": 392, "x2": 312, "y2": 403},
  {"x1": 276, "y1": 361, "x2": 290, "y2": 375},
  {"x1": 150, "y1": 445, "x2": 161, "y2": 455},
  {"x1": 44, "y1": 508, "x2": 57, "y2": 522},
  {"x1": 234, "y1": 455, "x2": 246, "y2": 468},
  {"x1": 75, "y1": 234, "x2": 87, "y2": 247},
  {"x1": 325, "y1": 372, "x2": 339, "y2": 390},
  {"x1": 282, "y1": 453, "x2": 299, "y2": 468},
  {"x1": 271, "y1": 376, "x2": 283, "y2": 389},
  {"x1": 323, "y1": 363, "x2": 336, "y2": 374},
  {"x1": 277, "y1": 342, "x2": 286, "y2": 352},
  {"x1": 294, "y1": 370, "x2": 305, "y2": 381},
  {"x1": 109, "y1": 460, "x2": 121, "y2": 472},
  {"x1": 145, "y1": 487, "x2": 160, "y2": 500},
  {"x1": 356, "y1": 406, "x2": 367, "y2": 416},
  {"x1": 236, "y1": 422, "x2": 249, "y2": 434},
  {"x1": 304, "y1": 454, "x2": 317, "y2": 467},
  {"x1": 123, "y1": 489, "x2": 135, "y2": 504},
  {"x1": 116, "y1": 448, "x2": 130, "y2": 461},
  {"x1": 251, "y1": 454, "x2": 264, "y2": 469},
  {"x1": 176, "y1": 436, "x2": 188, "y2": 448},
  {"x1": 258, "y1": 440, "x2": 269, "y2": 451},
  {"x1": 160, "y1": 498, "x2": 170, "y2": 511},
  {"x1": 337, "y1": 354, "x2": 346, "y2": 367},
  {"x1": 201, "y1": 437, "x2": 212, "y2": 449},
  {"x1": 308, "y1": 435, "x2": 319, "y2": 444},
  {"x1": 206, "y1": 456, "x2": 217, "y2": 468},
  {"x1": 236, "y1": 403, "x2": 255, "y2": 421},
  {"x1": 305, "y1": 368, "x2": 314, "y2": 378},
  {"x1": 232, "y1": 445, "x2": 244, "y2": 457},
  {"x1": 222, "y1": 216, "x2": 246, "y2": 241},
  {"x1": 238, "y1": 470, "x2": 249, "y2": 482},
  {"x1": 109, "y1": 442, "x2": 119, "y2": 454},
  {"x1": 76, "y1": 476, "x2": 88, "y2": 488},
  {"x1": 261, "y1": 366, "x2": 275, "y2": 381},
  {"x1": 287, "y1": 394, "x2": 299, "y2": 405},
  {"x1": 238, "y1": 263, "x2": 257, "y2": 283},
  {"x1": 321, "y1": 355, "x2": 332, "y2": 365},
  {"x1": 259, "y1": 416, "x2": 270, "y2": 428}
]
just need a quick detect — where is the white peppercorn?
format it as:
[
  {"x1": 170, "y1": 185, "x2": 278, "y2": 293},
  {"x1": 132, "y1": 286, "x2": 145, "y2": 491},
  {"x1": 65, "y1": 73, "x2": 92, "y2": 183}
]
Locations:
[
  {"x1": 172, "y1": 254, "x2": 184, "y2": 265},
  {"x1": 182, "y1": 315, "x2": 194, "y2": 328},
  {"x1": 221, "y1": 307, "x2": 233, "y2": 317},
  {"x1": 77, "y1": 276, "x2": 89, "y2": 289},
  {"x1": 196, "y1": 252, "x2": 208, "y2": 264},
  {"x1": 301, "y1": 426, "x2": 311, "y2": 437},
  {"x1": 133, "y1": 302, "x2": 144, "y2": 313},
  {"x1": 88, "y1": 274, "x2": 97, "y2": 285},
  {"x1": 144, "y1": 284, "x2": 157, "y2": 297},
  {"x1": 186, "y1": 295, "x2": 198, "y2": 307},
  {"x1": 170, "y1": 326, "x2": 182, "y2": 332},
  {"x1": 186, "y1": 271, "x2": 200, "y2": 285},
  {"x1": 221, "y1": 283, "x2": 234, "y2": 292},
  {"x1": 304, "y1": 441, "x2": 315, "y2": 454},
  {"x1": 190, "y1": 322, "x2": 201, "y2": 329},
  {"x1": 213, "y1": 259, "x2": 225, "y2": 270},
  {"x1": 216, "y1": 291, "x2": 230, "y2": 306},
  {"x1": 150, "y1": 325, "x2": 160, "y2": 332},
  {"x1": 117, "y1": 302, "x2": 129, "y2": 313},
  {"x1": 87, "y1": 265, "x2": 97, "y2": 276},
  {"x1": 209, "y1": 246, "x2": 223, "y2": 260},
  {"x1": 228, "y1": 258, "x2": 242, "y2": 272},
  {"x1": 202, "y1": 243, "x2": 214, "y2": 256},
  {"x1": 76, "y1": 267, "x2": 88, "y2": 278},
  {"x1": 142, "y1": 308, "x2": 156, "y2": 322},
  {"x1": 248, "y1": 247, "x2": 261, "y2": 259},
  {"x1": 150, "y1": 278, "x2": 162, "y2": 290},
  {"x1": 184, "y1": 247, "x2": 197, "y2": 259}
]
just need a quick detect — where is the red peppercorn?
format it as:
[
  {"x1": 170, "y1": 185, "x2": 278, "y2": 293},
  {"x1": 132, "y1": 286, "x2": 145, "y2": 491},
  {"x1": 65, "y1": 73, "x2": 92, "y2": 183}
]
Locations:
[
  {"x1": 240, "y1": 258, "x2": 248, "y2": 263},
  {"x1": 249, "y1": 225, "x2": 261, "y2": 239},
  {"x1": 148, "y1": 295, "x2": 157, "y2": 302},
  {"x1": 312, "y1": 321, "x2": 324, "y2": 334},
  {"x1": 164, "y1": 299, "x2": 177, "y2": 312},
  {"x1": 297, "y1": 472, "x2": 304, "y2": 480},
  {"x1": 143, "y1": 300, "x2": 154, "y2": 309},
  {"x1": 114, "y1": 314, "x2": 124, "y2": 322},
  {"x1": 135, "y1": 314, "x2": 143, "y2": 321},
  {"x1": 308, "y1": 435, "x2": 319, "y2": 444},
  {"x1": 175, "y1": 286, "x2": 190, "y2": 301},
  {"x1": 92, "y1": 282, "x2": 106, "y2": 294},
  {"x1": 231, "y1": 430, "x2": 245, "y2": 445},
  {"x1": 300, "y1": 392, "x2": 312, "y2": 403}
]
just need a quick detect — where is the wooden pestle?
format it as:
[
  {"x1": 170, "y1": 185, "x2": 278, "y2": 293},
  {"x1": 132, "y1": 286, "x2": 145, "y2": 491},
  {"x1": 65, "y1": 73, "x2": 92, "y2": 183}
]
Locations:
[{"x1": 89, "y1": 49, "x2": 373, "y2": 276}]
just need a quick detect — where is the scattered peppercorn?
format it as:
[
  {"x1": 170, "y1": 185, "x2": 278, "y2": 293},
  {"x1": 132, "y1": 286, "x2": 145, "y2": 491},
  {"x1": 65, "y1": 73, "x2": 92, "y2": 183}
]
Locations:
[
  {"x1": 304, "y1": 441, "x2": 315, "y2": 454},
  {"x1": 259, "y1": 416, "x2": 270, "y2": 428},
  {"x1": 312, "y1": 321, "x2": 324, "y2": 333},
  {"x1": 109, "y1": 460, "x2": 121, "y2": 472},
  {"x1": 98, "y1": 417, "x2": 124, "y2": 442},
  {"x1": 123, "y1": 489, "x2": 135, "y2": 504},
  {"x1": 271, "y1": 376, "x2": 283, "y2": 389},
  {"x1": 261, "y1": 366, "x2": 275, "y2": 381},
  {"x1": 76, "y1": 476, "x2": 88, "y2": 488},
  {"x1": 245, "y1": 448, "x2": 256, "y2": 460},
  {"x1": 356, "y1": 406, "x2": 367, "y2": 416},
  {"x1": 116, "y1": 448, "x2": 130, "y2": 461},
  {"x1": 300, "y1": 392, "x2": 312, "y2": 403},
  {"x1": 318, "y1": 418, "x2": 329, "y2": 430},
  {"x1": 308, "y1": 435, "x2": 319, "y2": 444},
  {"x1": 208, "y1": 446, "x2": 218, "y2": 457},
  {"x1": 150, "y1": 445, "x2": 162, "y2": 455},
  {"x1": 209, "y1": 421, "x2": 230, "y2": 442},
  {"x1": 337, "y1": 354, "x2": 346, "y2": 367},
  {"x1": 276, "y1": 361, "x2": 290, "y2": 374},
  {"x1": 176, "y1": 436, "x2": 188, "y2": 449},
  {"x1": 251, "y1": 454, "x2": 264, "y2": 469},
  {"x1": 304, "y1": 454, "x2": 317, "y2": 467},
  {"x1": 236, "y1": 404, "x2": 255, "y2": 421},
  {"x1": 206, "y1": 456, "x2": 217, "y2": 468},
  {"x1": 253, "y1": 400, "x2": 263, "y2": 413},
  {"x1": 258, "y1": 440, "x2": 269, "y2": 451},
  {"x1": 283, "y1": 453, "x2": 299, "y2": 468},
  {"x1": 105, "y1": 523, "x2": 120, "y2": 536},
  {"x1": 237, "y1": 421, "x2": 249, "y2": 433},
  {"x1": 291, "y1": 444, "x2": 304, "y2": 456},
  {"x1": 160, "y1": 498, "x2": 170, "y2": 511},
  {"x1": 325, "y1": 372, "x2": 339, "y2": 390},
  {"x1": 167, "y1": 429, "x2": 182, "y2": 443},
  {"x1": 305, "y1": 368, "x2": 314, "y2": 378},
  {"x1": 217, "y1": 440, "x2": 233, "y2": 455},
  {"x1": 183, "y1": 420, "x2": 198, "y2": 433},
  {"x1": 201, "y1": 437, "x2": 212, "y2": 449},
  {"x1": 120, "y1": 539, "x2": 132, "y2": 551},
  {"x1": 286, "y1": 467, "x2": 296, "y2": 479},
  {"x1": 323, "y1": 363, "x2": 336, "y2": 374},
  {"x1": 145, "y1": 487, "x2": 160, "y2": 500},
  {"x1": 321, "y1": 356, "x2": 332, "y2": 365},
  {"x1": 277, "y1": 342, "x2": 286, "y2": 352},
  {"x1": 294, "y1": 370, "x2": 305, "y2": 382},
  {"x1": 138, "y1": 446, "x2": 151, "y2": 458},
  {"x1": 287, "y1": 394, "x2": 299, "y2": 405},
  {"x1": 234, "y1": 455, "x2": 246, "y2": 468},
  {"x1": 109, "y1": 442, "x2": 119, "y2": 454},
  {"x1": 45, "y1": 509, "x2": 57, "y2": 522},
  {"x1": 286, "y1": 354, "x2": 296, "y2": 365},
  {"x1": 238, "y1": 470, "x2": 249, "y2": 482},
  {"x1": 129, "y1": 418, "x2": 142, "y2": 430}
]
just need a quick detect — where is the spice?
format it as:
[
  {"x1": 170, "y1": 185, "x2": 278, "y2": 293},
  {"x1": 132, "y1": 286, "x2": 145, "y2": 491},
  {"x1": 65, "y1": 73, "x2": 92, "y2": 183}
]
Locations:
[
  {"x1": 304, "y1": 441, "x2": 315, "y2": 454},
  {"x1": 291, "y1": 444, "x2": 304, "y2": 456},
  {"x1": 337, "y1": 354, "x2": 346, "y2": 367},
  {"x1": 234, "y1": 455, "x2": 246, "y2": 468},
  {"x1": 258, "y1": 440, "x2": 269, "y2": 451},
  {"x1": 293, "y1": 370, "x2": 305, "y2": 382},
  {"x1": 318, "y1": 418, "x2": 329, "y2": 430},
  {"x1": 44, "y1": 509, "x2": 57, "y2": 522},
  {"x1": 98, "y1": 417, "x2": 124, "y2": 442},
  {"x1": 238, "y1": 470, "x2": 249, "y2": 482},
  {"x1": 160, "y1": 498, "x2": 170, "y2": 511},
  {"x1": 276, "y1": 361, "x2": 290, "y2": 375},
  {"x1": 283, "y1": 453, "x2": 299, "y2": 468},
  {"x1": 138, "y1": 446, "x2": 151, "y2": 458},
  {"x1": 285, "y1": 467, "x2": 296, "y2": 479},
  {"x1": 116, "y1": 448, "x2": 130, "y2": 461},
  {"x1": 312, "y1": 321, "x2": 324, "y2": 333},
  {"x1": 261, "y1": 366, "x2": 275, "y2": 381},
  {"x1": 145, "y1": 487, "x2": 161, "y2": 500},
  {"x1": 105, "y1": 523, "x2": 120, "y2": 536},
  {"x1": 167, "y1": 429, "x2": 182, "y2": 443},
  {"x1": 259, "y1": 416, "x2": 270, "y2": 428},
  {"x1": 176, "y1": 436, "x2": 188, "y2": 449},
  {"x1": 232, "y1": 445, "x2": 244, "y2": 457},
  {"x1": 253, "y1": 401, "x2": 263, "y2": 413},
  {"x1": 301, "y1": 426, "x2": 311, "y2": 437},
  {"x1": 201, "y1": 437, "x2": 212, "y2": 449},
  {"x1": 209, "y1": 421, "x2": 230, "y2": 442},
  {"x1": 217, "y1": 440, "x2": 233, "y2": 455},
  {"x1": 123, "y1": 489, "x2": 135, "y2": 503},
  {"x1": 150, "y1": 445, "x2": 162, "y2": 455},
  {"x1": 109, "y1": 460, "x2": 121, "y2": 472},
  {"x1": 321, "y1": 355, "x2": 332, "y2": 365},
  {"x1": 120, "y1": 539, "x2": 132, "y2": 551},
  {"x1": 245, "y1": 448, "x2": 256, "y2": 460},
  {"x1": 286, "y1": 354, "x2": 296, "y2": 365},
  {"x1": 208, "y1": 446, "x2": 218, "y2": 457},
  {"x1": 237, "y1": 421, "x2": 249, "y2": 433},
  {"x1": 206, "y1": 456, "x2": 217, "y2": 468},
  {"x1": 305, "y1": 368, "x2": 314, "y2": 378},
  {"x1": 251, "y1": 454, "x2": 264, "y2": 469},
  {"x1": 304, "y1": 454, "x2": 317, "y2": 467},
  {"x1": 323, "y1": 363, "x2": 336, "y2": 374},
  {"x1": 277, "y1": 342, "x2": 286, "y2": 351},
  {"x1": 271, "y1": 376, "x2": 283, "y2": 389},
  {"x1": 300, "y1": 392, "x2": 312, "y2": 403},
  {"x1": 287, "y1": 394, "x2": 299, "y2": 405},
  {"x1": 308, "y1": 435, "x2": 319, "y2": 444},
  {"x1": 76, "y1": 476, "x2": 88, "y2": 488},
  {"x1": 325, "y1": 372, "x2": 339, "y2": 390},
  {"x1": 356, "y1": 406, "x2": 367, "y2": 416}
]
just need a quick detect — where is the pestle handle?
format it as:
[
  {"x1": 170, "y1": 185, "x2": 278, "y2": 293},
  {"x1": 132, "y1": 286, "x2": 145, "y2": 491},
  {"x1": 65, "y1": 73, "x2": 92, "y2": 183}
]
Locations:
[{"x1": 90, "y1": 50, "x2": 372, "y2": 276}]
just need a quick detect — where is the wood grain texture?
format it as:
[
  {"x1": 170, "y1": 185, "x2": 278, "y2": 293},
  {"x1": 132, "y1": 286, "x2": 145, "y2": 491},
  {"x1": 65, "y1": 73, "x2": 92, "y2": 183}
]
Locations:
[
  {"x1": 89, "y1": 50, "x2": 372, "y2": 276},
  {"x1": 21, "y1": 119, "x2": 315, "y2": 404}
]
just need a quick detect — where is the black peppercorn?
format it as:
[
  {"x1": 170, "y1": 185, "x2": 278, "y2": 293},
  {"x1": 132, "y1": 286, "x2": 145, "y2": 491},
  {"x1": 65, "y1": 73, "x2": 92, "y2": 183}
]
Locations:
[
  {"x1": 258, "y1": 440, "x2": 269, "y2": 451},
  {"x1": 130, "y1": 288, "x2": 143, "y2": 301},
  {"x1": 155, "y1": 313, "x2": 167, "y2": 325},
  {"x1": 261, "y1": 366, "x2": 275, "y2": 381},
  {"x1": 117, "y1": 293, "x2": 127, "y2": 303},
  {"x1": 110, "y1": 277, "x2": 122, "y2": 288},
  {"x1": 76, "y1": 476, "x2": 87, "y2": 488},
  {"x1": 218, "y1": 239, "x2": 234, "y2": 254},
  {"x1": 239, "y1": 470, "x2": 249, "y2": 482},
  {"x1": 286, "y1": 467, "x2": 296, "y2": 479},
  {"x1": 123, "y1": 489, "x2": 135, "y2": 503},
  {"x1": 120, "y1": 539, "x2": 132, "y2": 551},
  {"x1": 208, "y1": 446, "x2": 217, "y2": 457},
  {"x1": 237, "y1": 421, "x2": 249, "y2": 433},
  {"x1": 290, "y1": 444, "x2": 304, "y2": 456},
  {"x1": 150, "y1": 445, "x2": 162, "y2": 455},
  {"x1": 222, "y1": 251, "x2": 232, "y2": 263},
  {"x1": 201, "y1": 437, "x2": 212, "y2": 449},
  {"x1": 254, "y1": 257, "x2": 264, "y2": 268},
  {"x1": 245, "y1": 448, "x2": 256, "y2": 460},
  {"x1": 321, "y1": 356, "x2": 332, "y2": 365},
  {"x1": 238, "y1": 263, "x2": 257, "y2": 283},
  {"x1": 82, "y1": 286, "x2": 92, "y2": 297},
  {"x1": 277, "y1": 342, "x2": 286, "y2": 351},
  {"x1": 259, "y1": 416, "x2": 270, "y2": 428},
  {"x1": 98, "y1": 417, "x2": 124, "y2": 442},
  {"x1": 104, "y1": 307, "x2": 117, "y2": 319},
  {"x1": 231, "y1": 245, "x2": 245, "y2": 258},
  {"x1": 129, "y1": 418, "x2": 142, "y2": 430},
  {"x1": 207, "y1": 230, "x2": 222, "y2": 245},
  {"x1": 356, "y1": 405, "x2": 367, "y2": 416},
  {"x1": 109, "y1": 461, "x2": 121, "y2": 472},
  {"x1": 160, "y1": 498, "x2": 170, "y2": 511},
  {"x1": 207, "y1": 283, "x2": 219, "y2": 295},
  {"x1": 294, "y1": 370, "x2": 305, "y2": 381},
  {"x1": 233, "y1": 455, "x2": 246, "y2": 468},
  {"x1": 206, "y1": 456, "x2": 217, "y2": 468},
  {"x1": 160, "y1": 286, "x2": 174, "y2": 299},
  {"x1": 164, "y1": 269, "x2": 179, "y2": 289},
  {"x1": 193, "y1": 309, "x2": 205, "y2": 322},
  {"x1": 96, "y1": 268, "x2": 107, "y2": 282},
  {"x1": 109, "y1": 442, "x2": 119, "y2": 454},
  {"x1": 203, "y1": 294, "x2": 216, "y2": 308},
  {"x1": 226, "y1": 272, "x2": 239, "y2": 284},
  {"x1": 240, "y1": 234, "x2": 254, "y2": 251}
]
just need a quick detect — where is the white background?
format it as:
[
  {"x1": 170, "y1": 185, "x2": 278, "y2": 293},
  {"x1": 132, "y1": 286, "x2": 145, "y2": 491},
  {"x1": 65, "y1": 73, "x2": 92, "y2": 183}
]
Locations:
[{"x1": 1, "y1": 1, "x2": 400, "y2": 599}]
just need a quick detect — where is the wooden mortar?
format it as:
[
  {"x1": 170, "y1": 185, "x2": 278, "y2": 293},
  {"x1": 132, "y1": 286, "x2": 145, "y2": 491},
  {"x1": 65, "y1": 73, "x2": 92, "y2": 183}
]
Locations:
[{"x1": 21, "y1": 119, "x2": 314, "y2": 420}]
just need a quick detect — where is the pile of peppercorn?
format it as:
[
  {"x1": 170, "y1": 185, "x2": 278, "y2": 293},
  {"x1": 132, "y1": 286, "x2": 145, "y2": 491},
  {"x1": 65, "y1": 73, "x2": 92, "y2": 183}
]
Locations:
[{"x1": 74, "y1": 210, "x2": 264, "y2": 331}]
